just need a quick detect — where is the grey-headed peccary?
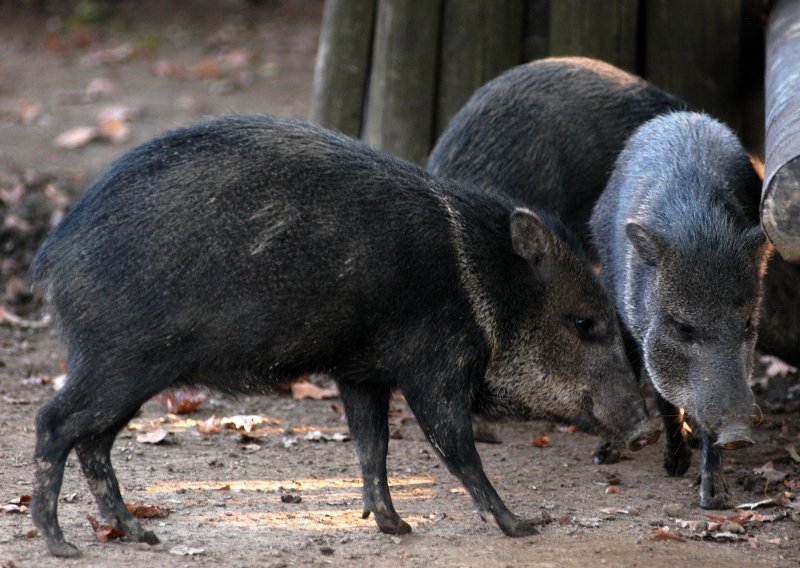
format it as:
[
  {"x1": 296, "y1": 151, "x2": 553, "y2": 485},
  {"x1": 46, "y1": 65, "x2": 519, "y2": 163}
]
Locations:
[
  {"x1": 591, "y1": 111, "x2": 770, "y2": 509},
  {"x1": 31, "y1": 115, "x2": 659, "y2": 557}
]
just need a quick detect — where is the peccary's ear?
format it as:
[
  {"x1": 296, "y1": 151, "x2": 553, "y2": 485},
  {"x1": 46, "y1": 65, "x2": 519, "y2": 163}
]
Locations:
[
  {"x1": 625, "y1": 222, "x2": 665, "y2": 267},
  {"x1": 510, "y1": 208, "x2": 551, "y2": 264}
]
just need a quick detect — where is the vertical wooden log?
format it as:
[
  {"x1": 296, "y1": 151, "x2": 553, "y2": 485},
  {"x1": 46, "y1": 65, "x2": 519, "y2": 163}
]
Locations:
[
  {"x1": 548, "y1": 0, "x2": 639, "y2": 72},
  {"x1": 435, "y1": 0, "x2": 524, "y2": 136},
  {"x1": 644, "y1": 0, "x2": 742, "y2": 132},
  {"x1": 762, "y1": 0, "x2": 800, "y2": 262},
  {"x1": 738, "y1": 0, "x2": 766, "y2": 157},
  {"x1": 523, "y1": 0, "x2": 550, "y2": 62},
  {"x1": 363, "y1": 0, "x2": 442, "y2": 164},
  {"x1": 309, "y1": 0, "x2": 376, "y2": 138}
]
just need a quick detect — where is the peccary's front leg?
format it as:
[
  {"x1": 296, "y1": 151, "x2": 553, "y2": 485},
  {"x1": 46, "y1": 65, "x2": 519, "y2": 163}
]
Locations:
[
  {"x1": 402, "y1": 382, "x2": 540, "y2": 537},
  {"x1": 656, "y1": 394, "x2": 691, "y2": 476},
  {"x1": 338, "y1": 381, "x2": 411, "y2": 535},
  {"x1": 699, "y1": 431, "x2": 729, "y2": 509}
]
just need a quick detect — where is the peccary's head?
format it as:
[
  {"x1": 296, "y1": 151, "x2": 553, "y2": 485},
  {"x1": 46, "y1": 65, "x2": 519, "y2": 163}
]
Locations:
[
  {"x1": 625, "y1": 216, "x2": 770, "y2": 448},
  {"x1": 481, "y1": 208, "x2": 660, "y2": 451}
]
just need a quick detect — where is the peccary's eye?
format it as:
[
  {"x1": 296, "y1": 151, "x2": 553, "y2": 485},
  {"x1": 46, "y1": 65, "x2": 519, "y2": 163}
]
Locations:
[
  {"x1": 744, "y1": 319, "x2": 753, "y2": 333},
  {"x1": 671, "y1": 318, "x2": 694, "y2": 342},
  {"x1": 572, "y1": 317, "x2": 595, "y2": 340}
]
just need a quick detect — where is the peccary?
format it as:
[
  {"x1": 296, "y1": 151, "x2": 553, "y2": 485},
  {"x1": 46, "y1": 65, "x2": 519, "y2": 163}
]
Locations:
[
  {"x1": 31, "y1": 114, "x2": 659, "y2": 557},
  {"x1": 428, "y1": 57, "x2": 684, "y2": 247},
  {"x1": 591, "y1": 111, "x2": 770, "y2": 509},
  {"x1": 428, "y1": 57, "x2": 798, "y2": 504}
]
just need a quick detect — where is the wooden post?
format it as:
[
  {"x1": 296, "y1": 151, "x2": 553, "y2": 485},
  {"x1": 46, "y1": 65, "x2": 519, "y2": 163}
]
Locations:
[
  {"x1": 435, "y1": 0, "x2": 524, "y2": 136},
  {"x1": 644, "y1": 0, "x2": 743, "y2": 133},
  {"x1": 762, "y1": 0, "x2": 800, "y2": 262},
  {"x1": 363, "y1": 0, "x2": 442, "y2": 164},
  {"x1": 309, "y1": 0, "x2": 376, "y2": 138},
  {"x1": 548, "y1": 0, "x2": 638, "y2": 72}
]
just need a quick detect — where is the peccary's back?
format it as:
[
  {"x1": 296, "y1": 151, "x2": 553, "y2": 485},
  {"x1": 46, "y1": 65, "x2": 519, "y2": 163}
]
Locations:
[
  {"x1": 428, "y1": 57, "x2": 683, "y2": 240},
  {"x1": 33, "y1": 115, "x2": 497, "y2": 373}
]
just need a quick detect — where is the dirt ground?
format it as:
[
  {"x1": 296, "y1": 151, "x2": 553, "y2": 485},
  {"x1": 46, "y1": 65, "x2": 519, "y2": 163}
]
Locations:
[{"x1": 1, "y1": 2, "x2": 799, "y2": 567}]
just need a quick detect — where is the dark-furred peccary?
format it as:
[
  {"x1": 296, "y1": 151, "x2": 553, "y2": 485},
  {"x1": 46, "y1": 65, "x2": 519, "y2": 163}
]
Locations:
[
  {"x1": 31, "y1": 114, "x2": 659, "y2": 557},
  {"x1": 591, "y1": 111, "x2": 770, "y2": 509},
  {"x1": 428, "y1": 57, "x2": 684, "y2": 247}
]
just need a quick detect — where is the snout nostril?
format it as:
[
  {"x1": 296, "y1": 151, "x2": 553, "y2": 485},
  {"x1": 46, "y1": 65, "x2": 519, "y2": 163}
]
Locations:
[
  {"x1": 714, "y1": 438, "x2": 754, "y2": 451},
  {"x1": 629, "y1": 430, "x2": 661, "y2": 451}
]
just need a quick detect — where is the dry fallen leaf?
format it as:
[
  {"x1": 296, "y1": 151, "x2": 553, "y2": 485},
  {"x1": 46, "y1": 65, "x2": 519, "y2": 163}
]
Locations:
[
  {"x1": 87, "y1": 514, "x2": 125, "y2": 542},
  {"x1": 291, "y1": 381, "x2": 338, "y2": 401},
  {"x1": 136, "y1": 428, "x2": 169, "y2": 444},
  {"x1": 650, "y1": 526, "x2": 684, "y2": 542},
  {"x1": 19, "y1": 101, "x2": 44, "y2": 125},
  {"x1": 54, "y1": 126, "x2": 99, "y2": 149},
  {"x1": 754, "y1": 461, "x2": 788, "y2": 484},
  {"x1": 221, "y1": 415, "x2": 263, "y2": 433},
  {"x1": 98, "y1": 117, "x2": 130, "y2": 144},
  {"x1": 85, "y1": 77, "x2": 123, "y2": 99},
  {"x1": 532, "y1": 435, "x2": 551, "y2": 448},
  {"x1": 126, "y1": 501, "x2": 171, "y2": 519},
  {"x1": 197, "y1": 415, "x2": 218, "y2": 435},
  {"x1": 760, "y1": 355, "x2": 797, "y2": 378},
  {"x1": 785, "y1": 444, "x2": 800, "y2": 463},
  {"x1": 154, "y1": 387, "x2": 208, "y2": 414}
]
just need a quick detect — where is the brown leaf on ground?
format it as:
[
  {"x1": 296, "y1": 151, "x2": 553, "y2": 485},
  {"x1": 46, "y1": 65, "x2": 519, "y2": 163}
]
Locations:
[
  {"x1": 151, "y1": 59, "x2": 185, "y2": 79},
  {"x1": 53, "y1": 126, "x2": 99, "y2": 149},
  {"x1": 291, "y1": 381, "x2": 338, "y2": 401},
  {"x1": 196, "y1": 415, "x2": 219, "y2": 435},
  {"x1": 532, "y1": 435, "x2": 551, "y2": 448},
  {"x1": 754, "y1": 461, "x2": 788, "y2": 484},
  {"x1": 330, "y1": 403, "x2": 344, "y2": 415},
  {"x1": 221, "y1": 415, "x2": 263, "y2": 432},
  {"x1": 153, "y1": 387, "x2": 208, "y2": 414},
  {"x1": 86, "y1": 514, "x2": 125, "y2": 542},
  {"x1": 760, "y1": 355, "x2": 797, "y2": 378},
  {"x1": 126, "y1": 501, "x2": 171, "y2": 518},
  {"x1": 136, "y1": 428, "x2": 169, "y2": 444},
  {"x1": 649, "y1": 526, "x2": 684, "y2": 542},
  {"x1": 19, "y1": 101, "x2": 44, "y2": 125}
]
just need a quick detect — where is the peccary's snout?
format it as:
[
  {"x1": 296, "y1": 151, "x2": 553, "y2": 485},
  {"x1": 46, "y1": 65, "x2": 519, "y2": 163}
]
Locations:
[
  {"x1": 624, "y1": 419, "x2": 662, "y2": 452},
  {"x1": 713, "y1": 421, "x2": 754, "y2": 451}
]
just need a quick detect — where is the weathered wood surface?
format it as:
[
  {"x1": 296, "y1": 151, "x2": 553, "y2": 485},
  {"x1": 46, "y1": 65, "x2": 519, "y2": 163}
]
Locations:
[
  {"x1": 435, "y1": 0, "x2": 524, "y2": 136},
  {"x1": 362, "y1": 0, "x2": 441, "y2": 164},
  {"x1": 645, "y1": 0, "x2": 743, "y2": 133},
  {"x1": 548, "y1": 0, "x2": 638, "y2": 72},
  {"x1": 762, "y1": 0, "x2": 800, "y2": 262},
  {"x1": 309, "y1": 0, "x2": 376, "y2": 137}
]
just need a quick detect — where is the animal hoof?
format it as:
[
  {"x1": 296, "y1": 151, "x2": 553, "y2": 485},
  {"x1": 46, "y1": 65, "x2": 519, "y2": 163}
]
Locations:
[
  {"x1": 663, "y1": 447, "x2": 691, "y2": 476},
  {"x1": 139, "y1": 529, "x2": 160, "y2": 545},
  {"x1": 46, "y1": 539, "x2": 81, "y2": 558},
  {"x1": 503, "y1": 518, "x2": 541, "y2": 537},
  {"x1": 377, "y1": 516, "x2": 412, "y2": 535}
]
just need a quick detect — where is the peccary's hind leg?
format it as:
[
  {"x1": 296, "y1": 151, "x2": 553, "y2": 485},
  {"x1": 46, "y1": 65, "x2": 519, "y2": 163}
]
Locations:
[
  {"x1": 75, "y1": 427, "x2": 159, "y2": 544},
  {"x1": 338, "y1": 381, "x2": 410, "y2": 534},
  {"x1": 698, "y1": 431, "x2": 729, "y2": 509},
  {"x1": 402, "y1": 377, "x2": 544, "y2": 537},
  {"x1": 32, "y1": 396, "x2": 81, "y2": 557},
  {"x1": 33, "y1": 365, "x2": 170, "y2": 556},
  {"x1": 656, "y1": 394, "x2": 691, "y2": 476}
]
